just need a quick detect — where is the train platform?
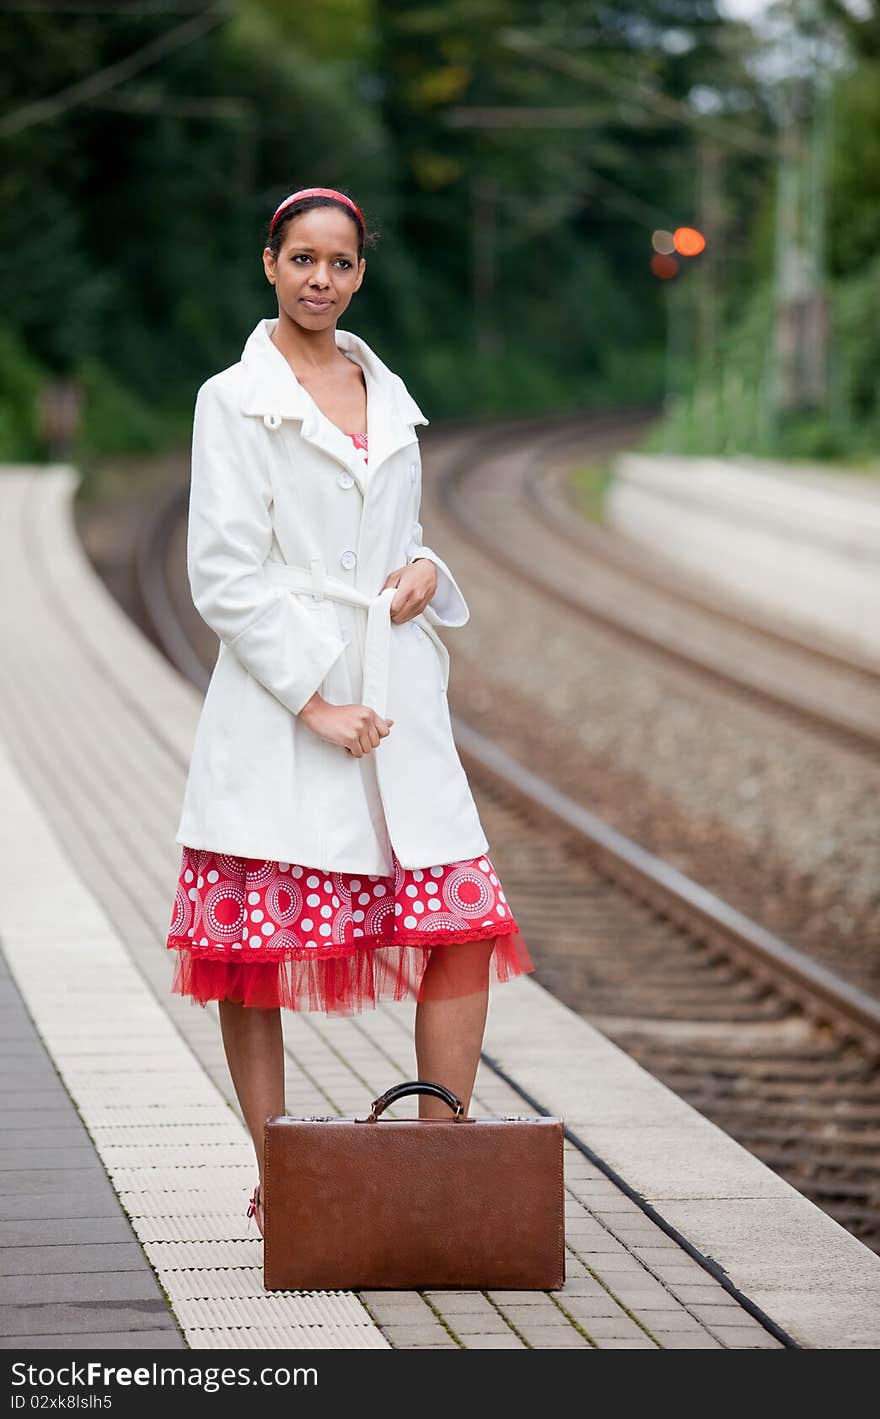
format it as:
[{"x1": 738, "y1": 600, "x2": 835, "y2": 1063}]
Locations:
[
  {"x1": 606, "y1": 452, "x2": 880, "y2": 665},
  {"x1": 1, "y1": 463, "x2": 879, "y2": 1351}
]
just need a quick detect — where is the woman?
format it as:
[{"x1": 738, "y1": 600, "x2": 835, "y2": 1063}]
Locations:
[{"x1": 165, "y1": 187, "x2": 535, "y2": 1235}]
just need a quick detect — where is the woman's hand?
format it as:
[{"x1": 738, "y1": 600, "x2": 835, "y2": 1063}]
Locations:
[
  {"x1": 296, "y1": 560, "x2": 436, "y2": 752},
  {"x1": 382, "y1": 558, "x2": 438, "y2": 623},
  {"x1": 299, "y1": 694, "x2": 394, "y2": 757}
]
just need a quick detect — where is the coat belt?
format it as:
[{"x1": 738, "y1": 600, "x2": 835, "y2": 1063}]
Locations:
[{"x1": 262, "y1": 560, "x2": 449, "y2": 718}]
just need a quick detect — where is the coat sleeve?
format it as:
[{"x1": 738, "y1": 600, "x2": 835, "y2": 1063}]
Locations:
[
  {"x1": 405, "y1": 521, "x2": 470, "y2": 627},
  {"x1": 187, "y1": 377, "x2": 347, "y2": 715}
]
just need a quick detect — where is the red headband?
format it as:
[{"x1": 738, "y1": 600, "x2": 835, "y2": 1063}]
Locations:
[{"x1": 270, "y1": 187, "x2": 364, "y2": 233}]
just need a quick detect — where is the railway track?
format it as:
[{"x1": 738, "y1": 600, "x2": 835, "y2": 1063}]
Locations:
[
  {"x1": 439, "y1": 416, "x2": 880, "y2": 755},
  {"x1": 132, "y1": 416, "x2": 880, "y2": 1254},
  {"x1": 424, "y1": 416, "x2": 880, "y2": 993}
]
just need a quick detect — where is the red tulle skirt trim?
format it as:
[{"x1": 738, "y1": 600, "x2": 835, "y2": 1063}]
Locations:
[
  {"x1": 166, "y1": 843, "x2": 535, "y2": 1015},
  {"x1": 167, "y1": 924, "x2": 535, "y2": 1014}
]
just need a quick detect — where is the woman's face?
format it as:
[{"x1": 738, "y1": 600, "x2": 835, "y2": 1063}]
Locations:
[{"x1": 263, "y1": 207, "x2": 365, "y2": 328}]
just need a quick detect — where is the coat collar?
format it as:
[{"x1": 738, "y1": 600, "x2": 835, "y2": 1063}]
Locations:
[{"x1": 238, "y1": 317, "x2": 428, "y2": 492}]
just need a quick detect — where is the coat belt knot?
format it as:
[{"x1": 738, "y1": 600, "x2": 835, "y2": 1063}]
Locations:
[{"x1": 262, "y1": 560, "x2": 450, "y2": 720}]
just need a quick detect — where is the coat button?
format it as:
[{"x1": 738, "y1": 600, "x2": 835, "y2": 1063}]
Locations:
[
  {"x1": 339, "y1": 548, "x2": 357, "y2": 570},
  {"x1": 410, "y1": 461, "x2": 418, "y2": 483},
  {"x1": 336, "y1": 470, "x2": 355, "y2": 489},
  {"x1": 263, "y1": 412, "x2": 283, "y2": 430}
]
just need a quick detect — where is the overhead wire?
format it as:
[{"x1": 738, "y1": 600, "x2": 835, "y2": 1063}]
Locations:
[
  {"x1": 0, "y1": 1, "x2": 231, "y2": 139},
  {"x1": 499, "y1": 28, "x2": 777, "y2": 159}
]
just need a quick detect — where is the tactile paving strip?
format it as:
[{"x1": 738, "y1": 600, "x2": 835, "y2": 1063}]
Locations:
[
  {"x1": 111, "y1": 1166, "x2": 255, "y2": 1193},
  {"x1": 145, "y1": 1241, "x2": 263, "y2": 1268},
  {"x1": 190, "y1": 1326, "x2": 383, "y2": 1350},
  {"x1": 133, "y1": 1212, "x2": 254, "y2": 1244},
  {"x1": 0, "y1": 730, "x2": 388, "y2": 1350}
]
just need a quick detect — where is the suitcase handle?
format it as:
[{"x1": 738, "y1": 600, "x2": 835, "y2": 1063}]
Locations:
[{"x1": 366, "y1": 1079, "x2": 465, "y2": 1121}]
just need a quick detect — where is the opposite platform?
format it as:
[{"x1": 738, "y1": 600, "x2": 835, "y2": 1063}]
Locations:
[{"x1": 607, "y1": 452, "x2": 880, "y2": 665}]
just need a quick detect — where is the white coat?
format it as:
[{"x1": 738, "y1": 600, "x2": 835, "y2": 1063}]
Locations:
[{"x1": 174, "y1": 315, "x2": 490, "y2": 874}]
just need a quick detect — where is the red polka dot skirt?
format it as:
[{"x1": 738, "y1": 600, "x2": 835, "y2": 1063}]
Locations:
[
  {"x1": 165, "y1": 847, "x2": 535, "y2": 1015},
  {"x1": 166, "y1": 430, "x2": 535, "y2": 1014}
]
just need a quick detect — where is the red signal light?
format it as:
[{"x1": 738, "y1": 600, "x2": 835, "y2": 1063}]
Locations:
[{"x1": 650, "y1": 252, "x2": 679, "y2": 279}]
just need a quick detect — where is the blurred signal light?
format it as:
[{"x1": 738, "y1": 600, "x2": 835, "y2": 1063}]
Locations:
[
  {"x1": 650, "y1": 252, "x2": 679, "y2": 279},
  {"x1": 651, "y1": 229, "x2": 675, "y2": 255},
  {"x1": 673, "y1": 226, "x2": 706, "y2": 256}
]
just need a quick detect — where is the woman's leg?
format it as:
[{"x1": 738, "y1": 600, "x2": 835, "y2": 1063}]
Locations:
[
  {"x1": 414, "y1": 939, "x2": 494, "y2": 1118},
  {"x1": 218, "y1": 1000, "x2": 285, "y2": 1210}
]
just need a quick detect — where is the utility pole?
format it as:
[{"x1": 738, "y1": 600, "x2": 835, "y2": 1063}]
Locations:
[
  {"x1": 694, "y1": 139, "x2": 724, "y2": 446},
  {"x1": 470, "y1": 172, "x2": 499, "y2": 371},
  {"x1": 770, "y1": 11, "x2": 829, "y2": 422},
  {"x1": 696, "y1": 139, "x2": 723, "y2": 374}
]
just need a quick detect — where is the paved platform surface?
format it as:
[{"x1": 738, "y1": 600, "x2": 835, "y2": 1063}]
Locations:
[
  {"x1": 1, "y1": 464, "x2": 878, "y2": 1350},
  {"x1": 0, "y1": 953, "x2": 186, "y2": 1349},
  {"x1": 0, "y1": 720, "x2": 773, "y2": 1350},
  {"x1": 607, "y1": 453, "x2": 880, "y2": 664}
]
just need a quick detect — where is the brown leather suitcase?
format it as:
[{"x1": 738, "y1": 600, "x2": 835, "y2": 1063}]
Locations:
[{"x1": 262, "y1": 1079, "x2": 565, "y2": 1291}]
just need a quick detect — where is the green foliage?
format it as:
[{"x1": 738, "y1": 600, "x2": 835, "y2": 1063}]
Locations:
[
  {"x1": 243, "y1": 0, "x2": 374, "y2": 62},
  {"x1": 569, "y1": 460, "x2": 614, "y2": 523},
  {"x1": 646, "y1": 280, "x2": 773, "y2": 456},
  {"x1": 652, "y1": 27, "x2": 880, "y2": 465},
  {"x1": 0, "y1": 324, "x2": 45, "y2": 460},
  {"x1": 0, "y1": 0, "x2": 806, "y2": 463},
  {"x1": 73, "y1": 356, "x2": 169, "y2": 462},
  {"x1": 828, "y1": 61, "x2": 880, "y2": 275},
  {"x1": 650, "y1": 260, "x2": 880, "y2": 462},
  {"x1": 831, "y1": 254, "x2": 880, "y2": 427}
]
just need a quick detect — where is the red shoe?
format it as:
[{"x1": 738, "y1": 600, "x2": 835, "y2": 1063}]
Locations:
[{"x1": 247, "y1": 1182, "x2": 264, "y2": 1238}]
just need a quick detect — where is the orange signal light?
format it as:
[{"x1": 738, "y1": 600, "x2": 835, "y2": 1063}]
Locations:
[{"x1": 673, "y1": 226, "x2": 706, "y2": 257}]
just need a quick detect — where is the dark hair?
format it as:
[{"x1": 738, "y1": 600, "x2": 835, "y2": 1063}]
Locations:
[{"x1": 264, "y1": 191, "x2": 378, "y2": 262}]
